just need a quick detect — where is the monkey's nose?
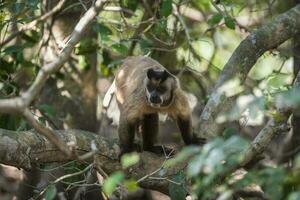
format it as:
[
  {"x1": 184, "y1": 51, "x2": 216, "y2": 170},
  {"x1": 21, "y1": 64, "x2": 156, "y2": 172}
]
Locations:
[{"x1": 150, "y1": 95, "x2": 161, "y2": 104}]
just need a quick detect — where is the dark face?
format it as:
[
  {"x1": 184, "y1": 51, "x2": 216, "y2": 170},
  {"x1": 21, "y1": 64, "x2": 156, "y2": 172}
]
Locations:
[{"x1": 145, "y1": 68, "x2": 176, "y2": 108}]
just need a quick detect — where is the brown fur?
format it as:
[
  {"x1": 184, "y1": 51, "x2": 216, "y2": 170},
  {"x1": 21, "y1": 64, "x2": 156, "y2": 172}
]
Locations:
[{"x1": 112, "y1": 56, "x2": 193, "y2": 155}]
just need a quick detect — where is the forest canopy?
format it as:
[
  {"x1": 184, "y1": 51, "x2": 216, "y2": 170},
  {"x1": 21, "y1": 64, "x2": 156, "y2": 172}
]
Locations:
[{"x1": 0, "y1": 0, "x2": 300, "y2": 199}]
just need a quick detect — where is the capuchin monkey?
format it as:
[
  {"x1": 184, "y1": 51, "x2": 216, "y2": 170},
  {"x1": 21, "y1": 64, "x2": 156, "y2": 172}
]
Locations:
[{"x1": 104, "y1": 56, "x2": 201, "y2": 155}]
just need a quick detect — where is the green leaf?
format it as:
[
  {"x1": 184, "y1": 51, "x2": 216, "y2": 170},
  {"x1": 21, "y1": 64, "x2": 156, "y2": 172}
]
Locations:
[
  {"x1": 266, "y1": 73, "x2": 290, "y2": 88},
  {"x1": 288, "y1": 192, "x2": 300, "y2": 200},
  {"x1": 224, "y1": 16, "x2": 235, "y2": 29},
  {"x1": 161, "y1": 0, "x2": 173, "y2": 17},
  {"x1": 153, "y1": 18, "x2": 168, "y2": 35},
  {"x1": 45, "y1": 184, "x2": 57, "y2": 200},
  {"x1": 121, "y1": 0, "x2": 138, "y2": 11},
  {"x1": 276, "y1": 87, "x2": 300, "y2": 110},
  {"x1": 121, "y1": 152, "x2": 140, "y2": 168},
  {"x1": 75, "y1": 38, "x2": 98, "y2": 55},
  {"x1": 111, "y1": 43, "x2": 129, "y2": 54},
  {"x1": 103, "y1": 172, "x2": 125, "y2": 196},
  {"x1": 10, "y1": 3, "x2": 25, "y2": 14},
  {"x1": 93, "y1": 23, "x2": 112, "y2": 42},
  {"x1": 124, "y1": 179, "x2": 138, "y2": 192},
  {"x1": 169, "y1": 171, "x2": 187, "y2": 200},
  {"x1": 37, "y1": 104, "x2": 55, "y2": 117},
  {"x1": 208, "y1": 13, "x2": 223, "y2": 26},
  {"x1": 223, "y1": 127, "x2": 237, "y2": 139},
  {"x1": 187, "y1": 154, "x2": 204, "y2": 177},
  {"x1": 3, "y1": 45, "x2": 24, "y2": 55},
  {"x1": 295, "y1": 154, "x2": 300, "y2": 169},
  {"x1": 27, "y1": 0, "x2": 39, "y2": 10}
]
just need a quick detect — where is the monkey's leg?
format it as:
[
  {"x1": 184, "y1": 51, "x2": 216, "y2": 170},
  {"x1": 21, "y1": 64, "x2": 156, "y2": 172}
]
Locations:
[
  {"x1": 177, "y1": 115, "x2": 193, "y2": 145},
  {"x1": 142, "y1": 113, "x2": 159, "y2": 151},
  {"x1": 119, "y1": 115, "x2": 136, "y2": 155},
  {"x1": 142, "y1": 114, "x2": 174, "y2": 155}
]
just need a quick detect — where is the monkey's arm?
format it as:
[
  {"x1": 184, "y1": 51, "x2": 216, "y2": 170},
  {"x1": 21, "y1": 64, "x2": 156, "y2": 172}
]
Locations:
[{"x1": 177, "y1": 115, "x2": 193, "y2": 145}]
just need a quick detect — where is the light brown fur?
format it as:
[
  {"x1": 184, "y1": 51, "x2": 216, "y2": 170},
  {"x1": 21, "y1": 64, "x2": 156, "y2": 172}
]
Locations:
[
  {"x1": 112, "y1": 56, "x2": 194, "y2": 155},
  {"x1": 115, "y1": 56, "x2": 190, "y2": 122}
]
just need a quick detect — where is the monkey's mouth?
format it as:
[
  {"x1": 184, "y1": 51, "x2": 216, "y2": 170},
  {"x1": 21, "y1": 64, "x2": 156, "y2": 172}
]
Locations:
[{"x1": 150, "y1": 103, "x2": 162, "y2": 108}]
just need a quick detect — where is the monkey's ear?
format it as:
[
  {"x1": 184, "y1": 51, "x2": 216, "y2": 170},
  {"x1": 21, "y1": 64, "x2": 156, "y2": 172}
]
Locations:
[
  {"x1": 147, "y1": 68, "x2": 155, "y2": 80},
  {"x1": 160, "y1": 70, "x2": 169, "y2": 82}
]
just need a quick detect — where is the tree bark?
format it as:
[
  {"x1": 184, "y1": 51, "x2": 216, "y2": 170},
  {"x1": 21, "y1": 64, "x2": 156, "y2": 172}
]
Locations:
[{"x1": 0, "y1": 128, "x2": 185, "y2": 194}]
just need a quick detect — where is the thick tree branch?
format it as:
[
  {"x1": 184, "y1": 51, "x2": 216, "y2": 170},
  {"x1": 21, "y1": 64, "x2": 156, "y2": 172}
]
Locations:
[
  {"x1": 0, "y1": 128, "x2": 184, "y2": 194},
  {"x1": 0, "y1": 0, "x2": 67, "y2": 47},
  {"x1": 241, "y1": 119, "x2": 290, "y2": 167},
  {"x1": 196, "y1": 4, "x2": 300, "y2": 139}
]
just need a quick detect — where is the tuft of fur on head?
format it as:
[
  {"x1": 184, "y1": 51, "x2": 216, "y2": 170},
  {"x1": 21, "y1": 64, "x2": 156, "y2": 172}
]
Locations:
[{"x1": 144, "y1": 68, "x2": 177, "y2": 108}]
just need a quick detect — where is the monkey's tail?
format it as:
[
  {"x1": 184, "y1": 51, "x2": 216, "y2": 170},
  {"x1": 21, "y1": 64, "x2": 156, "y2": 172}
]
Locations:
[{"x1": 103, "y1": 79, "x2": 116, "y2": 110}]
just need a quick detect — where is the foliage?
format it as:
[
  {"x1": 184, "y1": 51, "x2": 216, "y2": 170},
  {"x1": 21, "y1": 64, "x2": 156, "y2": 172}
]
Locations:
[
  {"x1": 168, "y1": 135, "x2": 300, "y2": 199},
  {"x1": 1, "y1": 0, "x2": 300, "y2": 199}
]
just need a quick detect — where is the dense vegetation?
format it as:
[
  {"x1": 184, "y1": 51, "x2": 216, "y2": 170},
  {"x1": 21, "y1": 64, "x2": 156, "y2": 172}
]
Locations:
[{"x1": 0, "y1": 0, "x2": 300, "y2": 199}]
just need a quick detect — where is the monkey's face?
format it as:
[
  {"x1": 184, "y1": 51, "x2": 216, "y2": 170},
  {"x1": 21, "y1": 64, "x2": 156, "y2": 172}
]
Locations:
[{"x1": 145, "y1": 68, "x2": 176, "y2": 108}]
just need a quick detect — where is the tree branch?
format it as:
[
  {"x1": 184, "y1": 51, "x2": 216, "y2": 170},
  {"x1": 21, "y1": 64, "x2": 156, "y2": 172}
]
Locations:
[
  {"x1": 0, "y1": 0, "x2": 67, "y2": 47},
  {"x1": 0, "y1": 0, "x2": 107, "y2": 157},
  {"x1": 0, "y1": 128, "x2": 184, "y2": 194},
  {"x1": 196, "y1": 4, "x2": 300, "y2": 139}
]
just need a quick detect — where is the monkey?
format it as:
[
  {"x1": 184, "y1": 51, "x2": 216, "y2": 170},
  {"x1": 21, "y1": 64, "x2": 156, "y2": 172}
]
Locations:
[{"x1": 104, "y1": 56, "x2": 199, "y2": 155}]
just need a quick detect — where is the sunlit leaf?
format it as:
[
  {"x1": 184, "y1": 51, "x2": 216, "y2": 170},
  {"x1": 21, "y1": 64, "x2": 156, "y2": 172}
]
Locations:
[
  {"x1": 276, "y1": 87, "x2": 300, "y2": 110},
  {"x1": 111, "y1": 43, "x2": 129, "y2": 54},
  {"x1": 121, "y1": 152, "x2": 140, "y2": 168},
  {"x1": 45, "y1": 184, "x2": 57, "y2": 200},
  {"x1": 124, "y1": 179, "x2": 138, "y2": 192},
  {"x1": 103, "y1": 172, "x2": 125, "y2": 196},
  {"x1": 187, "y1": 154, "x2": 204, "y2": 177},
  {"x1": 266, "y1": 73, "x2": 290, "y2": 88},
  {"x1": 288, "y1": 192, "x2": 300, "y2": 200}
]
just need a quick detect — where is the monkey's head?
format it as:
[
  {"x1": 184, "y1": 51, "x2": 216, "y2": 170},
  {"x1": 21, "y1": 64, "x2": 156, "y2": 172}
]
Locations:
[{"x1": 145, "y1": 68, "x2": 177, "y2": 108}]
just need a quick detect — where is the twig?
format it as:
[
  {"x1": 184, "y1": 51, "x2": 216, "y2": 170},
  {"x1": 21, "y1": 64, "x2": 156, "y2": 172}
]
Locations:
[
  {"x1": 210, "y1": 0, "x2": 250, "y2": 32},
  {"x1": 137, "y1": 163, "x2": 165, "y2": 183},
  {"x1": 36, "y1": 164, "x2": 93, "y2": 199},
  {"x1": 0, "y1": 0, "x2": 67, "y2": 47}
]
